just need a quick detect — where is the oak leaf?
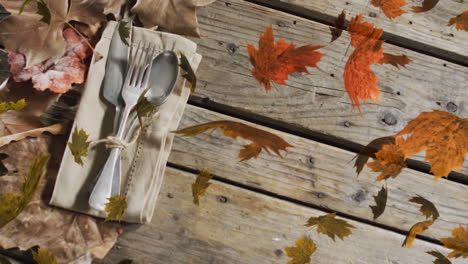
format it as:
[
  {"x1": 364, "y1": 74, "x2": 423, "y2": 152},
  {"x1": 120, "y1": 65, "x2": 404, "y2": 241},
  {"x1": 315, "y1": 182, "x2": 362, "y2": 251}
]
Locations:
[
  {"x1": 67, "y1": 127, "x2": 90, "y2": 166},
  {"x1": 284, "y1": 236, "x2": 316, "y2": 264},
  {"x1": 246, "y1": 25, "x2": 324, "y2": 92},
  {"x1": 440, "y1": 225, "x2": 468, "y2": 258},
  {"x1": 396, "y1": 110, "x2": 468, "y2": 181},
  {"x1": 369, "y1": 185, "x2": 387, "y2": 220},
  {"x1": 353, "y1": 136, "x2": 395, "y2": 176},
  {"x1": 305, "y1": 212, "x2": 355, "y2": 241},
  {"x1": 367, "y1": 137, "x2": 407, "y2": 181},
  {"x1": 330, "y1": 10, "x2": 346, "y2": 42},
  {"x1": 371, "y1": 0, "x2": 407, "y2": 18},
  {"x1": 173, "y1": 120, "x2": 293, "y2": 161},
  {"x1": 192, "y1": 169, "x2": 213, "y2": 206},
  {"x1": 379, "y1": 53, "x2": 412, "y2": 69},
  {"x1": 448, "y1": 11, "x2": 468, "y2": 31},
  {"x1": 409, "y1": 195, "x2": 439, "y2": 221},
  {"x1": 411, "y1": 0, "x2": 439, "y2": 13},
  {"x1": 402, "y1": 220, "x2": 433, "y2": 247},
  {"x1": 427, "y1": 250, "x2": 452, "y2": 264},
  {"x1": 104, "y1": 195, "x2": 127, "y2": 222},
  {"x1": 32, "y1": 248, "x2": 58, "y2": 264},
  {"x1": 179, "y1": 51, "x2": 197, "y2": 94},
  {"x1": 0, "y1": 99, "x2": 26, "y2": 114}
]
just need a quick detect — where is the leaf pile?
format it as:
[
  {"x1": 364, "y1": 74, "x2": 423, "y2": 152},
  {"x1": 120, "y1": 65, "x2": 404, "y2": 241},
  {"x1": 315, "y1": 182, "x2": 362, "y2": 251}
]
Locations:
[
  {"x1": 284, "y1": 236, "x2": 316, "y2": 264},
  {"x1": 67, "y1": 127, "x2": 90, "y2": 166},
  {"x1": 104, "y1": 195, "x2": 127, "y2": 222},
  {"x1": 191, "y1": 169, "x2": 213, "y2": 206}
]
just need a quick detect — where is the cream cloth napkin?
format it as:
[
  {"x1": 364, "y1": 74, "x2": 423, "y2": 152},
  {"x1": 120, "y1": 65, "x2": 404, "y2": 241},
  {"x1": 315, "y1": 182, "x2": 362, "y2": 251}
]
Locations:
[{"x1": 50, "y1": 21, "x2": 202, "y2": 223}]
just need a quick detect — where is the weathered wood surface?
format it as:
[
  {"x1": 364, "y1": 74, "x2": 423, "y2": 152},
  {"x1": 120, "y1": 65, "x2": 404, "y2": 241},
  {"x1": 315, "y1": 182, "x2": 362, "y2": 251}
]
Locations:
[
  {"x1": 248, "y1": 0, "x2": 468, "y2": 65},
  {"x1": 96, "y1": 168, "x2": 464, "y2": 264},
  {"x1": 191, "y1": 0, "x2": 468, "y2": 175},
  {"x1": 167, "y1": 105, "x2": 468, "y2": 240}
]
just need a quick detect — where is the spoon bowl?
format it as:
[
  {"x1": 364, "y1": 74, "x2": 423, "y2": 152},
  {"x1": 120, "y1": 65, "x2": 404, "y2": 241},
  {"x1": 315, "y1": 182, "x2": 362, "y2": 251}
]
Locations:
[{"x1": 145, "y1": 51, "x2": 179, "y2": 106}]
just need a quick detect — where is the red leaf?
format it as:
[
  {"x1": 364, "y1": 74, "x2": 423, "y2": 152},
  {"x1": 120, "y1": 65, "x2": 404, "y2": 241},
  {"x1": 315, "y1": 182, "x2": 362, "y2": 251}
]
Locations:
[
  {"x1": 246, "y1": 25, "x2": 324, "y2": 92},
  {"x1": 448, "y1": 11, "x2": 468, "y2": 31},
  {"x1": 379, "y1": 53, "x2": 412, "y2": 69},
  {"x1": 371, "y1": 0, "x2": 408, "y2": 18}
]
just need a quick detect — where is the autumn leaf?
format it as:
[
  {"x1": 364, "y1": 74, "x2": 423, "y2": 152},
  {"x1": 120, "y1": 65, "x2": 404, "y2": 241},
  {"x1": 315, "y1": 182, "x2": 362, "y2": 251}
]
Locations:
[
  {"x1": 0, "y1": 154, "x2": 49, "y2": 228},
  {"x1": 427, "y1": 250, "x2": 452, "y2": 264},
  {"x1": 284, "y1": 236, "x2": 316, "y2": 264},
  {"x1": 191, "y1": 169, "x2": 213, "y2": 206},
  {"x1": 379, "y1": 53, "x2": 411, "y2": 69},
  {"x1": 173, "y1": 121, "x2": 293, "y2": 161},
  {"x1": 367, "y1": 137, "x2": 407, "y2": 181},
  {"x1": 135, "y1": 88, "x2": 155, "y2": 127},
  {"x1": 305, "y1": 213, "x2": 355, "y2": 241},
  {"x1": 32, "y1": 248, "x2": 58, "y2": 264},
  {"x1": 329, "y1": 10, "x2": 346, "y2": 42},
  {"x1": 440, "y1": 225, "x2": 468, "y2": 258},
  {"x1": 369, "y1": 185, "x2": 387, "y2": 220},
  {"x1": 396, "y1": 110, "x2": 468, "y2": 181},
  {"x1": 179, "y1": 51, "x2": 197, "y2": 94},
  {"x1": 118, "y1": 20, "x2": 130, "y2": 46},
  {"x1": 67, "y1": 127, "x2": 90, "y2": 166},
  {"x1": 246, "y1": 25, "x2": 324, "y2": 92},
  {"x1": 104, "y1": 195, "x2": 127, "y2": 222},
  {"x1": 402, "y1": 220, "x2": 433, "y2": 247},
  {"x1": 353, "y1": 136, "x2": 395, "y2": 176},
  {"x1": 411, "y1": 0, "x2": 439, "y2": 13},
  {"x1": 448, "y1": 11, "x2": 468, "y2": 31},
  {"x1": 371, "y1": 0, "x2": 407, "y2": 18},
  {"x1": 409, "y1": 195, "x2": 439, "y2": 221},
  {"x1": 0, "y1": 99, "x2": 26, "y2": 114}
]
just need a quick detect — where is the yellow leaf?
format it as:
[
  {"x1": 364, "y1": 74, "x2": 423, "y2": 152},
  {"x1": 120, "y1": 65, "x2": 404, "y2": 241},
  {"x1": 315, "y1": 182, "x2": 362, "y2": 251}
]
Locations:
[
  {"x1": 369, "y1": 184, "x2": 387, "y2": 220},
  {"x1": 367, "y1": 137, "x2": 407, "y2": 181},
  {"x1": 305, "y1": 212, "x2": 355, "y2": 241},
  {"x1": 409, "y1": 195, "x2": 440, "y2": 221},
  {"x1": 191, "y1": 169, "x2": 213, "y2": 206},
  {"x1": 284, "y1": 236, "x2": 316, "y2": 264},
  {"x1": 173, "y1": 121, "x2": 293, "y2": 161},
  {"x1": 32, "y1": 248, "x2": 58, "y2": 264},
  {"x1": 179, "y1": 51, "x2": 197, "y2": 94},
  {"x1": 0, "y1": 99, "x2": 26, "y2": 114},
  {"x1": 0, "y1": 154, "x2": 49, "y2": 228},
  {"x1": 402, "y1": 220, "x2": 433, "y2": 247},
  {"x1": 353, "y1": 136, "x2": 395, "y2": 176},
  {"x1": 67, "y1": 127, "x2": 90, "y2": 166},
  {"x1": 104, "y1": 195, "x2": 127, "y2": 222},
  {"x1": 440, "y1": 225, "x2": 468, "y2": 258}
]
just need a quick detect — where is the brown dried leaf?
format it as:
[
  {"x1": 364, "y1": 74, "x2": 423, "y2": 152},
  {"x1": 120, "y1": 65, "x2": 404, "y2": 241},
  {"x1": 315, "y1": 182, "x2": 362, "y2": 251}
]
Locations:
[
  {"x1": 427, "y1": 250, "x2": 452, "y2": 264},
  {"x1": 179, "y1": 51, "x2": 197, "y2": 94},
  {"x1": 379, "y1": 53, "x2": 412, "y2": 69},
  {"x1": 192, "y1": 169, "x2": 213, "y2": 206},
  {"x1": 369, "y1": 185, "x2": 387, "y2": 220},
  {"x1": 0, "y1": 122, "x2": 66, "y2": 148},
  {"x1": 367, "y1": 137, "x2": 407, "y2": 181},
  {"x1": 173, "y1": 121, "x2": 293, "y2": 161},
  {"x1": 371, "y1": 0, "x2": 408, "y2": 18},
  {"x1": 411, "y1": 0, "x2": 439, "y2": 13},
  {"x1": 402, "y1": 220, "x2": 433, "y2": 247},
  {"x1": 305, "y1": 213, "x2": 355, "y2": 241},
  {"x1": 104, "y1": 195, "x2": 127, "y2": 222},
  {"x1": 353, "y1": 136, "x2": 395, "y2": 176},
  {"x1": 448, "y1": 11, "x2": 468, "y2": 31},
  {"x1": 409, "y1": 195, "x2": 440, "y2": 221},
  {"x1": 329, "y1": 10, "x2": 346, "y2": 42},
  {"x1": 440, "y1": 225, "x2": 468, "y2": 258},
  {"x1": 284, "y1": 236, "x2": 316, "y2": 264}
]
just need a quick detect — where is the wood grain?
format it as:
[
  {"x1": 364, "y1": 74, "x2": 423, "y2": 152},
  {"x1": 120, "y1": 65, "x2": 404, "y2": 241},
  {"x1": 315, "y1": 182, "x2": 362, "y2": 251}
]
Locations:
[
  {"x1": 96, "y1": 168, "x2": 465, "y2": 264},
  {"x1": 191, "y1": 0, "x2": 468, "y2": 175},
  {"x1": 168, "y1": 105, "x2": 468, "y2": 241}
]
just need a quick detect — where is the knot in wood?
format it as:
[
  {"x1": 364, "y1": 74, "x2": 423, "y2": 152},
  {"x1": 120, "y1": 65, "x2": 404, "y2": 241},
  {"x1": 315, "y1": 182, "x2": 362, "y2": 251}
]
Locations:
[
  {"x1": 382, "y1": 113, "x2": 397, "y2": 126},
  {"x1": 217, "y1": 195, "x2": 228, "y2": 203},
  {"x1": 344, "y1": 121, "x2": 351, "y2": 127},
  {"x1": 446, "y1": 102, "x2": 458, "y2": 113},
  {"x1": 226, "y1": 43, "x2": 238, "y2": 54}
]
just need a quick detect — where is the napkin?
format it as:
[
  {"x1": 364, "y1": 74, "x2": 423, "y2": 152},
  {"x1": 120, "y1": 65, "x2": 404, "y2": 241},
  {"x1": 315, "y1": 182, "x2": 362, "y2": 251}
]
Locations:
[{"x1": 50, "y1": 21, "x2": 202, "y2": 223}]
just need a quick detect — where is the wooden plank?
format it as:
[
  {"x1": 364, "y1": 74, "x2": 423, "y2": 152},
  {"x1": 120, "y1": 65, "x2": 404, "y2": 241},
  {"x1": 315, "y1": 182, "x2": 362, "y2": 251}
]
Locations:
[
  {"x1": 168, "y1": 105, "x2": 468, "y2": 241},
  {"x1": 96, "y1": 168, "x2": 464, "y2": 264},
  {"x1": 247, "y1": 0, "x2": 468, "y2": 65},
  {"x1": 191, "y1": 0, "x2": 468, "y2": 175}
]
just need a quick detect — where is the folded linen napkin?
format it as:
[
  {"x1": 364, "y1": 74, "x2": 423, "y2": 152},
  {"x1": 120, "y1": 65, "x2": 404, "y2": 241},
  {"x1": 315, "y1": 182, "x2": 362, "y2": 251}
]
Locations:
[{"x1": 50, "y1": 21, "x2": 202, "y2": 223}]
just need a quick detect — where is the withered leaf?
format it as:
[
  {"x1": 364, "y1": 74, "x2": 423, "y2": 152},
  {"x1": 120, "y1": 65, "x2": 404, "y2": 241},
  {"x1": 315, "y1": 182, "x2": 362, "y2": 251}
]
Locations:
[
  {"x1": 104, "y1": 195, "x2": 127, "y2": 222},
  {"x1": 179, "y1": 51, "x2": 196, "y2": 94},
  {"x1": 32, "y1": 248, "x2": 58, "y2": 264},
  {"x1": 402, "y1": 220, "x2": 433, "y2": 247},
  {"x1": 440, "y1": 225, "x2": 468, "y2": 258},
  {"x1": 409, "y1": 195, "x2": 440, "y2": 221},
  {"x1": 396, "y1": 110, "x2": 468, "y2": 181},
  {"x1": 427, "y1": 250, "x2": 452, "y2": 264},
  {"x1": 370, "y1": 185, "x2": 387, "y2": 220},
  {"x1": 367, "y1": 137, "x2": 407, "y2": 181},
  {"x1": 246, "y1": 25, "x2": 324, "y2": 92},
  {"x1": 0, "y1": 99, "x2": 26, "y2": 114},
  {"x1": 353, "y1": 136, "x2": 395, "y2": 176},
  {"x1": 118, "y1": 20, "x2": 130, "y2": 46},
  {"x1": 411, "y1": 0, "x2": 439, "y2": 13},
  {"x1": 173, "y1": 121, "x2": 293, "y2": 161},
  {"x1": 0, "y1": 154, "x2": 49, "y2": 228},
  {"x1": 305, "y1": 212, "x2": 355, "y2": 241},
  {"x1": 379, "y1": 53, "x2": 412, "y2": 69},
  {"x1": 0, "y1": 122, "x2": 66, "y2": 148},
  {"x1": 371, "y1": 0, "x2": 407, "y2": 18},
  {"x1": 284, "y1": 236, "x2": 316, "y2": 264},
  {"x1": 329, "y1": 10, "x2": 346, "y2": 42},
  {"x1": 192, "y1": 169, "x2": 213, "y2": 206},
  {"x1": 135, "y1": 88, "x2": 155, "y2": 127},
  {"x1": 448, "y1": 11, "x2": 468, "y2": 31},
  {"x1": 67, "y1": 127, "x2": 90, "y2": 166},
  {"x1": 36, "y1": 0, "x2": 50, "y2": 25}
]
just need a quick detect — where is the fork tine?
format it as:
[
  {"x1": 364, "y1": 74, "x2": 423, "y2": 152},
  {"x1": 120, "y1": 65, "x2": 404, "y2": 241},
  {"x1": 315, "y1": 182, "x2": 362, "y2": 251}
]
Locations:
[
  {"x1": 131, "y1": 41, "x2": 147, "y2": 87},
  {"x1": 124, "y1": 41, "x2": 142, "y2": 88},
  {"x1": 141, "y1": 46, "x2": 156, "y2": 90},
  {"x1": 134, "y1": 42, "x2": 151, "y2": 88}
]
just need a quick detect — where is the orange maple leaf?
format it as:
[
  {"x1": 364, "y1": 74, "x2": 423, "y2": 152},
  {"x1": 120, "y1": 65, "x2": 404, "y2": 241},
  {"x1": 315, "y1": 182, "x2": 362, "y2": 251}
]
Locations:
[
  {"x1": 402, "y1": 220, "x2": 434, "y2": 247},
  {"x1": 396, "y1": 111, "x2": 468, "y2": 181},
  {"x1": 448, "y1": 11, "x2": 468, "y2": 31},
  {"x1": 371, "y1": 0, "x2": 408, "y2": 18},
  {"x1": 173, "y1": 120, "x2": 293, "y2": 161},
  {"x1": 367, "y1": 137, "x2": 407, "y2": 181},
  {"x1": 411, "y1": 0, "x2": 440, "y2": 13},
  {"x1": 440, "y1": 225, "x2": 468, "y2": 258},
  {"x1": 379, "y1": 53, "x2": 412, "y2": 69},
  {"x1": 246, "y1": 25, "x2": 324, "y2": 91}
]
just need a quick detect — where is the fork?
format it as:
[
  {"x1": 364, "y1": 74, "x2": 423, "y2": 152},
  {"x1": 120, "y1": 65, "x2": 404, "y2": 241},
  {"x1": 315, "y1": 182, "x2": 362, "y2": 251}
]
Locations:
[{"x1": 89, "y1": 41, "x2": 156, "y2": 211}]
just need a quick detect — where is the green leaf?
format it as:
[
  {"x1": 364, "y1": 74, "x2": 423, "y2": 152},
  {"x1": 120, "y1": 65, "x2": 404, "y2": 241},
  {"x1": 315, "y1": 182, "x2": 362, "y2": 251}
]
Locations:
[
  {"x1": 369, "y1": 185, "x2": 387, "y2": 220},
  {"x1": 104, "y1": 195, "x2": 127, "y2": 222},
  {"x1": 32, "y1": 248, "x2": 58, "y2": 264},
  {"x1": 0, "y1": 99, "x2": 27, "y2": 114},
  {"x1": 36, "y1": 0, "x2": 51, "y2": 25},
  {"x1": 0, "y1": 154, "x2": 49, "y2": 228},
  {"x1": 178, "y1": 51, "x2": 196, "y2": 94},
  {"x1": 135, "y1": 88, "x2": 155, "y2": 127},
  {"x1": 118, "y1": 21, "x2": 130, "y2": 46},
  {"x1": 191, "y1": 169, "x2": 213, "y2": 206},
  {"x1": 19, "y1": 0, "x2": 33, "y2": 15},
  {"x1": 67, "y1": 127, "x2": 91, "y2": 166}
]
